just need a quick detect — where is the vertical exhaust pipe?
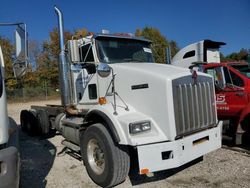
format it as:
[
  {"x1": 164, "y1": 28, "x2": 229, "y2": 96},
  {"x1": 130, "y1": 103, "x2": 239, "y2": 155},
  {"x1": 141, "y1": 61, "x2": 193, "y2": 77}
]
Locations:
[
  {"x1": 166, "y1": 46, "x2": 171, "y2": 64},
  {"x1": 54, "y1": 6, "x2": 71, "y2": 106}
]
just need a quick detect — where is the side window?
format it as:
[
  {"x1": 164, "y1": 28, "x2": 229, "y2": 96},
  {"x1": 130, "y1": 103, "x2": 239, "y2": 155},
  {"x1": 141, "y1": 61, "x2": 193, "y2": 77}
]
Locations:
[
  {"x1": 206, "y1": 67, "x2": 225, "y2": 89},
  {"x1": 223, "y1": 67, "x2": 231, "y2": 84},
  {"x1": 80, "y1": 44, "x2": 94, "y2": 62},
  {"x1": 206, "y1": 69, "x2": 216, "y2": 78},
  {"x1": 223, "y1": 67, "x2": 244, "y2": 87},
  {"x1": 88, "y1": 84, "x2": 97, "y2": 100},
  {"x1": 183, "y1": 50, "x2": 195, "y2": 59}
]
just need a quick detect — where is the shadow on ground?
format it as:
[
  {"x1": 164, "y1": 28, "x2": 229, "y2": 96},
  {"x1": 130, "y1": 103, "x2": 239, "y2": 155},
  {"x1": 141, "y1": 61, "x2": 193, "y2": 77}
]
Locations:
[
  {"x1": 242, "y1": 132, "x2": 250, "y2": 150},
  {"x1": 128, "y1": 157, "x2": 203, "y2": 186},
  {"x1": 19, "y1": 127, "x2": 56, "y2": 188},
  {"x1": 222, "y1": 132, "x2": 250, "y2": 151}
]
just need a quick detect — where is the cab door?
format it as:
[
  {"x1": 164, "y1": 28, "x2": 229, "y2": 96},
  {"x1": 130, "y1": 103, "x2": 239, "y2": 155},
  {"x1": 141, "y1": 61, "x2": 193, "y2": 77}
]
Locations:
[
  {"x1": 72, "y1": 43, "x2": 99, "y2": 105},
  {"x1": 220, "y1": 67, "x2": 248, "y2": 117},
  {"x1": 205, "y1": 66, "x2": 247, "y2": 119}
]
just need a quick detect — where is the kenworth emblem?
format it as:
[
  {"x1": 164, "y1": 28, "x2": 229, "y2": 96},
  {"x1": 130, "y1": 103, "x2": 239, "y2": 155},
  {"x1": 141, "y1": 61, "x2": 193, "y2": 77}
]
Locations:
[{"x1": 191, "y1": 70, "x2": 198, "y2": 85}]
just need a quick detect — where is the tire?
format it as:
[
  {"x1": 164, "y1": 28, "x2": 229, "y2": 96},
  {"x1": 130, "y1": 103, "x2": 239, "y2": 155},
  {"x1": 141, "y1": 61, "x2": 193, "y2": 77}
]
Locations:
[
  {"x1": 80, "y1": 123, "x2": 130, "y2": 187},
  {"x1": 240, "y1": 115, "x2": 250, "y2": 133},
  {"x1": 20, "y1": 110, "x2": 29, "y2": 132},
  {"x1": 20, "y1": 110, "x2": 40, "y2": 135},
  {"x1": 37, "y1": 109, "x2": 50, "y2": 135}
]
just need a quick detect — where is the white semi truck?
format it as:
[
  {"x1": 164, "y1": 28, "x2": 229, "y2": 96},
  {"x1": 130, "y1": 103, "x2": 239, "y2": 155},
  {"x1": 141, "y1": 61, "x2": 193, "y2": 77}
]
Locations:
[
  {"x1": 0, "y1": 23, "x2": 28, "y2": 188},
  {"x1": 20, "y1": 7, "x2": 222, "y2": 187},
  {"x1": 171, "y1": 40, "x2": 226, "y2": 68}
]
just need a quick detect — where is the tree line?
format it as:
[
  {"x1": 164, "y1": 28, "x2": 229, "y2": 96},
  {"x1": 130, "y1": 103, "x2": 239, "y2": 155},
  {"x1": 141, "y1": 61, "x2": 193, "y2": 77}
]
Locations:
[
  {"x1": 0, "y1": 27, "x2": 248, "y2": 99},
  {"x1": 221, "y1": 48, "x2": 249, "y2": 62}
]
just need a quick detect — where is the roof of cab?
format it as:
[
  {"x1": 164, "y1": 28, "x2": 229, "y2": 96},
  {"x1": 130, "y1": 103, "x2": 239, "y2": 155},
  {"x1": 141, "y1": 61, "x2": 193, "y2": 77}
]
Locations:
[{"x1": 93, "y1": 33, "x2": 152, "y2": 43}]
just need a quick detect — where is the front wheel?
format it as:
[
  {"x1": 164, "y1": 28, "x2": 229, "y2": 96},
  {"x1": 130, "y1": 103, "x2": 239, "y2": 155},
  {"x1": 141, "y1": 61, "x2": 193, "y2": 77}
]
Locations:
[{"x1": 80, "y1": 123, "x2": 130, "y2": 187}]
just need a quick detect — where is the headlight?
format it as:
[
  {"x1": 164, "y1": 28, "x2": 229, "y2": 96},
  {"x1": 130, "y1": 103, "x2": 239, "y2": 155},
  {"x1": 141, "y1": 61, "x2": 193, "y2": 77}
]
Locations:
[{"x1": 129, "y1": 121, "x2": 151, "y2": 134}]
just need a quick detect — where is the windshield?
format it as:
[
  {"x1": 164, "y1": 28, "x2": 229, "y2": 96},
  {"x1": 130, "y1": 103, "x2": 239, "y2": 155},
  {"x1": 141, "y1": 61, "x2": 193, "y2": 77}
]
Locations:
[
  {"x1": 96, "y1": 37, "x2": 154, "y2": 64},
  {"x1": 231, "y1": 64, "x2": 250, "y2": 79}
]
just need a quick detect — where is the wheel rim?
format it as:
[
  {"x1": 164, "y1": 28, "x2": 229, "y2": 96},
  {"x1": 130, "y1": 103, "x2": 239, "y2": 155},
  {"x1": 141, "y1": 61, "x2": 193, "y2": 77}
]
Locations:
[{"x1": 87, "y1": 138, "x2": 105, "y2": 175}]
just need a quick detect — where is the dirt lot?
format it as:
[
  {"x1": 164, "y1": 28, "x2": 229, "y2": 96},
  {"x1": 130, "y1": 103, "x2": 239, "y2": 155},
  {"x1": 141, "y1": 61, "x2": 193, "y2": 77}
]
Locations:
[{"x1": 8, "y1": 100, "x2": 250, "y2": 188}]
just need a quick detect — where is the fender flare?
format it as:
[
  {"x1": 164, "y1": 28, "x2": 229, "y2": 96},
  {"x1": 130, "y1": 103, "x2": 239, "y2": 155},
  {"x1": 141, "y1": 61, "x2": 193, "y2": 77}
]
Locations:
[{"x1": 83, "y1": 110, "x2": 120, "y2": 143}]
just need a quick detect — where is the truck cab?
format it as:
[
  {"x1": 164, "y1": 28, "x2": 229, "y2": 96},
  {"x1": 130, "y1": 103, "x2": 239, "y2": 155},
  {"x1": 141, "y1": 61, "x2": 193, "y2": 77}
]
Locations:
[
  {"x1": 172, "y1": 40, "x2": 250, "y2": 144},
  {"x1": 0, "y1": 23, "x2": 28, "y2": 188},
  {"x1": 20, "y1": 7, "x2": 222, "y2": 187}
]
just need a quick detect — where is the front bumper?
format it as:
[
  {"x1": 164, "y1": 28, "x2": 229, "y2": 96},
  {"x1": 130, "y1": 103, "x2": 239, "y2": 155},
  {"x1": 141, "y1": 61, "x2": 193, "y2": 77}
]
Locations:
[
  {"x1": 137, "y1": 122, "x2": 222, "y2": 173},
  {"x1": 0, "y1": 147, "x2": 20, "y2": 188},
  {"x1": 0, "y1": 117, "x2": 20, "y2": 188}
]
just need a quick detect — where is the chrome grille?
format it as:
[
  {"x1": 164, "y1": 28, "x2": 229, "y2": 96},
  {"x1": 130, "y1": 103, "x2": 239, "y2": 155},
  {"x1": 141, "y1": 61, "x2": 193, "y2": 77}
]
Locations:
[{"x1": 172, "y1": 75, "x2": 217, "y2": 137}]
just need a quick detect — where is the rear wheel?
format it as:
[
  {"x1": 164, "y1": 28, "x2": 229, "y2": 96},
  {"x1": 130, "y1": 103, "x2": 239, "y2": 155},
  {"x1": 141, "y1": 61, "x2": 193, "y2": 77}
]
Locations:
[
  {"x1": 80, "y1": 123, "x2": 130, "y2": 187},
  {"x1": 20, "y1": 110, "x2": 40, "y2": 135},
  {"x1": 37, "y1": 109, "x2": 50, "y2": 135}
]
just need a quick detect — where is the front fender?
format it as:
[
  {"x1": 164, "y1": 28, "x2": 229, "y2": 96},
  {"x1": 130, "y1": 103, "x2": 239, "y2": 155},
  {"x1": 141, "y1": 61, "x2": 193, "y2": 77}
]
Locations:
[
  {"x1": 86, "y1": 104, "x2": 167, "y2": 145},
  {"x1": 85, "y1": 104, "x2": 128, "y2": 144},
  {"x1": 84, "y1": 109, "x2": 121, "y2": 143}
]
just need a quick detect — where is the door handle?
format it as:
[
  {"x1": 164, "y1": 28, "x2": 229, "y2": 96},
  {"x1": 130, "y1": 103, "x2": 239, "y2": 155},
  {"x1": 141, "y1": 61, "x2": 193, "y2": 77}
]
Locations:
[{"x1": 235, "y1": 92, "x2": 245, "y2": 97}]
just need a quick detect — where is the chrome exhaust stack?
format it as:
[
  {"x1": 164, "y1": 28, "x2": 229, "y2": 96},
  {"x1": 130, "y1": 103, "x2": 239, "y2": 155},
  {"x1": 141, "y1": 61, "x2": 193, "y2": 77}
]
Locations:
[{"x1": 54, "y1": 6, "x2": 71, "y2": 107}]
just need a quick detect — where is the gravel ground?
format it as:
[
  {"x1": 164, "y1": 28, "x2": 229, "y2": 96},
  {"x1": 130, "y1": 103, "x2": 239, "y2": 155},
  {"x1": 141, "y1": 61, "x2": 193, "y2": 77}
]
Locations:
[{"x1": 7, "y1": 100, "x2": 250, "y2": 188}]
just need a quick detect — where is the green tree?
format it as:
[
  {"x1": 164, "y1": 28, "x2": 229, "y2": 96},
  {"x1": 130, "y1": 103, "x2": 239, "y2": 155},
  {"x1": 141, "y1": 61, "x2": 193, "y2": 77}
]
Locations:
[
  {"x1": 37, "y1": 28, "x2": 73, "y2": 88},
  {"x1": 135, "y1": 28, "x2": 142, "y2": 37},
  {"x1": 0, "y1": 36, "x2": 18, "y2": 90},
  {"x1": 221, "y1": 48, "x2": 249, "y2": 62},
  {"x1": 169, "y1": 40, "x2": 179, "y2": 58},
  {"x1": 74, "y1": 28, "x2": 88, "y2": 38},
  {"x1": 0, "y1": 36, "x2": 14, "y2": 79},
  {"x1": 135, "y1": 27, "x2": 179, "y2": 63},
  {"x1": 43, "y1": 28, "x2": 72, "y2": 60}
]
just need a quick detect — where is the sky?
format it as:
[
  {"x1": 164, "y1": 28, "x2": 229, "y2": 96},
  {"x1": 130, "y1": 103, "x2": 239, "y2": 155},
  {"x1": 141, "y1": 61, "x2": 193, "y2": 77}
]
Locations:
[{"x1": 0, "y1": 0, "x2": 249, "y2": 55}]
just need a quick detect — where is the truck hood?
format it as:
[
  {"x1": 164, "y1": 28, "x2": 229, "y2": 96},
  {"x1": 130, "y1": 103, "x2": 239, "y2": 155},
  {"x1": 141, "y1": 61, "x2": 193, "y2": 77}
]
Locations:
[
  {"x1": 106, "y1": 63, "x2": 195, "y2": 141},
  {"x1": 96, "y1": 62, "x2": 214, "y2": 144}
]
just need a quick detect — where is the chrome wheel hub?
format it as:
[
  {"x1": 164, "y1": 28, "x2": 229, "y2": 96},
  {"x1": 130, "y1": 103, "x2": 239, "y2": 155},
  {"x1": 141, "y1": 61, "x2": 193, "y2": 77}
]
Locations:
[{"x1": 87, "y1": 139, "x2": 105, "y2": 175}]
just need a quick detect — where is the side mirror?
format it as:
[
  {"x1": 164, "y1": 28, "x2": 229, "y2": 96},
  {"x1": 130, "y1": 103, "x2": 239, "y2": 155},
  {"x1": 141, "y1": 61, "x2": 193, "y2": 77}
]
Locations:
[
  {"x1": 13, "y1": 61, "x2": 28, "y2": 78},
  {"x1": 97, "y1": 63, "x2": 111, "y2": 78},
  {"x1": 14, "y1": 24, "x2": 28, "y2": 78},
  {"x1": 214, "y1": 80, "x2": 223, "y2": 91}
]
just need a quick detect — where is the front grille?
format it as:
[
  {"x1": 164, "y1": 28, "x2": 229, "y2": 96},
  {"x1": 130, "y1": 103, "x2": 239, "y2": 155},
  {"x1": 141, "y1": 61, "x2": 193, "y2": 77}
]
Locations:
[{"x1": 172, "y1": 75, "x2": 217, "y2": 137}]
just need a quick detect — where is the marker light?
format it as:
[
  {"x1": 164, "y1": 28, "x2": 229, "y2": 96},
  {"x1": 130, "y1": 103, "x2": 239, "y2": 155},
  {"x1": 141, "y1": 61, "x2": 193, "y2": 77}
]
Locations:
[
  {"x1": 140, "y1": 168, "x2": 149, "y2": 174},
  {"x1": 99, "y1": 97, "x2": 107, "y2": 105}
]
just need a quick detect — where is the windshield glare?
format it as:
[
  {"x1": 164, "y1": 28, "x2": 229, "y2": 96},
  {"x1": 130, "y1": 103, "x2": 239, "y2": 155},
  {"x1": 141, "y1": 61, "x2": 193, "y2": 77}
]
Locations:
[
  {"x1": 96, "y1": 37, "x2": 154, "y2": 64},
  {"x1": 231, "y1": 65, "x2": 250, "y2": 79}
]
